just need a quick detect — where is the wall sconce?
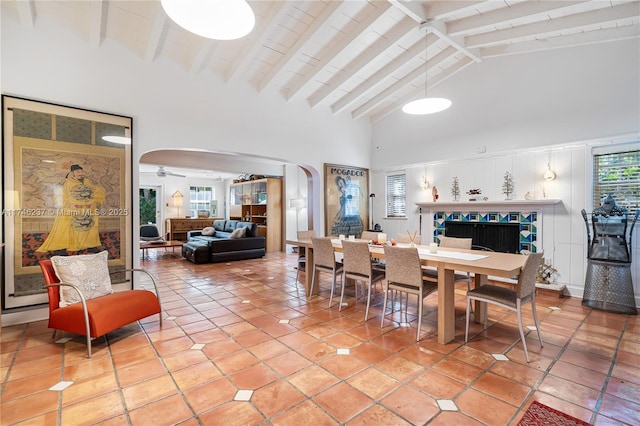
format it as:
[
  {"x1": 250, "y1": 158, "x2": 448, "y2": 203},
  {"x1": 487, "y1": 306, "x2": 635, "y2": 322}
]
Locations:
[
  {"x1": 543, "y1": 163, "x2": 556, "y2": 181},
  {"x1": 420, "y1": 176, "x2": 430, "y2": 190},
  {"x1": 172, "y1": 190, "x2": 183, "y2": 217}
]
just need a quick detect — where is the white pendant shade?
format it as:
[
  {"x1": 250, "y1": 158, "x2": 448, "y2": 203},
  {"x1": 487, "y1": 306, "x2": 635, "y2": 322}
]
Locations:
[
  {"x1": 402, "y1": 97, "x2": 452, "y2": 115},
  {"x1": 161, "y1": 0, "x2": 255, "y2": 41},
  {"x1": 101, "y1": 136, "x2": 131, "y2": 144}
]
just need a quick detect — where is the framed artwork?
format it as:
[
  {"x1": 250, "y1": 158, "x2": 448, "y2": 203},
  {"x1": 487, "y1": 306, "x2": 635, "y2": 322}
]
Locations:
[
  {"x1": 324, "y1": 164, "x2": 369, "y2": 237},
  {"x1": 2, "y1": 96, "x2": 132, "y2": 309}
]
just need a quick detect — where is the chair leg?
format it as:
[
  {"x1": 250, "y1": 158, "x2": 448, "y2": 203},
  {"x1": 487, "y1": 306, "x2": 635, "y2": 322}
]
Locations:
[
  {"x1": 51, "y1": 329, "x2": 57, "y2": 341},
  {"x1": 309, "y1": 268, "x2": 317, "y2": 300},
  {"x1": 465, "y1": 297, "x2": 472, "y2": 343},
  {"x1": 416, "y1": 292, "x2": 423, "y2": 342},
  {"x1": 328, "y1": 269, "x2": 338, "y2": 308},
  {"x1": 380, "y1": 284, "x2": 390, "y2": 328},
  {"x1": 339, "y1": 271, "x2": 347, "y2": 311},
  {"x1": 364, "y1": 279, "x2": 373, "y2": 321},
  {"x1": 531, "y1": 298, "x2": 544, "y2": 348},
  {"x1": 516, "y1": 300, "x2": 530, "y2": 363}
]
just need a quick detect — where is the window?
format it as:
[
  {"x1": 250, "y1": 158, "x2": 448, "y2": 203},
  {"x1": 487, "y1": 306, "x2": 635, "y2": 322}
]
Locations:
[
  {"x1": 593, "y1": 149, "x2": 639, "y2": 215},
  {"x1": 386, "y1": 173, "x2": 406, "y2": 217},
  {"x1": 189, "y1": 186, "x2": 214, "y2": 218}
]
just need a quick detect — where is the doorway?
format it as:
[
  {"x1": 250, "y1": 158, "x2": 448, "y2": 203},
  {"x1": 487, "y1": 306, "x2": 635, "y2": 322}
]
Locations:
[{"x1": 140, "y1": 185, "x2": 162, "y2": 225}]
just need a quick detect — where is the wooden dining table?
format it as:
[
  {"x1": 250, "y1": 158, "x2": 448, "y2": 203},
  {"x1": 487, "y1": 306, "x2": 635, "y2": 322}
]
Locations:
[{"x1": 287, "y1": 238, "x2": 527, "y2": 344}]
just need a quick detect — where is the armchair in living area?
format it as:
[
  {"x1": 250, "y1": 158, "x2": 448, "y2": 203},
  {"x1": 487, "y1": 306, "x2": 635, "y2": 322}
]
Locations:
[{"x1": 39, "y1": 251, "x2": 162, "y2": 358}]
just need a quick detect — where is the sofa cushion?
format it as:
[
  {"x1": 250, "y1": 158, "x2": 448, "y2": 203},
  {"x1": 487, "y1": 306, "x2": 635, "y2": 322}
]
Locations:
[
  {"x1": 237, "y1": 221, "x2": 257, "y2": 237},
  {"x1": 224, "y1": 220, "x2": 239, "y2": 232},
  {"x1": 230, "y1": 227, "x2": 246, "y2": 239},
  {"x1": 202, "y1": 226, "x2": 215, "y2": 236},
  {"x1": 213, "y1": 220, "x2": 226, "y2": 232}
]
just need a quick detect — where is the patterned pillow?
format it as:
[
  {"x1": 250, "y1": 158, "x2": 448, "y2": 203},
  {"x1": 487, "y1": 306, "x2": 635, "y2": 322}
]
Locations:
[
  {"x1": 229, "y1": 227, "x2": 247, "y2": 239},
  {"x1": 51, "y1": 251, "x2": 113, "y2": 307},
  {"x1": 201, "y1": 227, "x2": 215, "y2": 236}
]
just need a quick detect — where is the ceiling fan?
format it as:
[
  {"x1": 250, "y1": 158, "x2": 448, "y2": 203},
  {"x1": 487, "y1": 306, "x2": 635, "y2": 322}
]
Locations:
[{"x1": 156, "y1": 166, "x2": 185, "y2": 178}]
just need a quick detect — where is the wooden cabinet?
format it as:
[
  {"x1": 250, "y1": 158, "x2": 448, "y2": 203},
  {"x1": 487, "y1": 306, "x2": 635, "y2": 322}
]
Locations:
[
  {"x1": 165, "y1": 218, "x2": 221, "y2": 242},
  {"x1": 230, "y1": 178, "x2": 282, "y2": 252}
]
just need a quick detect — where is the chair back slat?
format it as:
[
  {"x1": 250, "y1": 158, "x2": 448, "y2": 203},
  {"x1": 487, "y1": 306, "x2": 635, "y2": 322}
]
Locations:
[
  {"x1": 439, "y1": 236, "x2": 472, "y2": 249},
  {"x1": 312, "y1": 237, "x2": 337, "y2": 269},
  {"x1": 516, "y1": 252, "x2": 544, "y2": 298},
  {"x1": 39, "y1": 259, "x2": 62, "y2": 313},
  {"x1": 383, "y1": 246, "x2": 423, "y2": 290},
  {"x1": 342, "y1": 241, "x2": 372, "y2": 277}
]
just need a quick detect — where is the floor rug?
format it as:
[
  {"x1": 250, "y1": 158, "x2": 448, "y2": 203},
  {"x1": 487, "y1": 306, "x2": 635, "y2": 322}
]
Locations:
[{"x1": 518, "y1": 401, "x2": 591, "y2": 425}]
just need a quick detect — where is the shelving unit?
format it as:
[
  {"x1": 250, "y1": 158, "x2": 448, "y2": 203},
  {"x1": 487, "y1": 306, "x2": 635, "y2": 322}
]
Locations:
[
  {"x1": 165, "y1": 218, "x2": 222, "y2": 242},
  {"x1": 229, "y1": 178, "x2": 282, "y2": 252}
]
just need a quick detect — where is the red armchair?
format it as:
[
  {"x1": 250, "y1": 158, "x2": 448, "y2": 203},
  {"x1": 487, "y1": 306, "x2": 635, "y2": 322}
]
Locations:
[{"x1": 39, "y1": 259, "x2": 162, "y2": 358}]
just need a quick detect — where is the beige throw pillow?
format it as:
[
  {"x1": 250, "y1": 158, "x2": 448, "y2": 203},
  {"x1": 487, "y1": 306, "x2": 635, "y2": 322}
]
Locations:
[
  {"x1": 229, "y1": 227, "x2": 247, "y2": 239},
  {"x1": 201, "y1": 227, "x2": 215, "y2": 236},
  {"x1": 51, "y1": 251, "x2": 113, "y2": 307}
]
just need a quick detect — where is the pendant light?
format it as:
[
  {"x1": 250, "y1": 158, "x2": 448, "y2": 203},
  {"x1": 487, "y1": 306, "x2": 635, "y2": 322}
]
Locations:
[
  {"x1": 161, "y1": 0, "x2": 255, "y2": 41},
  {"x1": 402, "y1": 24, "x2": 451, "y2": 115}
]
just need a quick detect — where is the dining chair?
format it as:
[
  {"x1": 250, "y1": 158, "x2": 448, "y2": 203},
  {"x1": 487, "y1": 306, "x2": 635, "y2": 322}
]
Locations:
[
  {"x1": 465, "y1": 252, "x2": 544, "y2": 362},
  {"x1": 381, "y1": 245, "x2": 438, "y2": 341},
  {"x1": 395, "y1": 234, "x2": 422, "y2": 245},
  {"x1": 361, "y1": 231, "x2": 381, "y2": 241},
  {"x1": 140, "y1": 224, "x2": 164, "y2": 242},
  {"x1": 340, "y1": 240, "x2": 386, "y2": 321},
  {"x1": 423, "y1": 236, "x2": 472, "y2": 290},
  {"x1": 295, "y1": 230, "x2": 316, "y2": 286},
  {"x1": 309, "y1": 237, "x2": 343, "y2": 307}
]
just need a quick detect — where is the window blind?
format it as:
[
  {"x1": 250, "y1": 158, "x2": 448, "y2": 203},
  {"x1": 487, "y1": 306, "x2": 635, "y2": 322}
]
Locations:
[
  {"x1": 593, "y1": 150, "x2": 639, "y2": 215},
  {"x1": 386, "y1": 174, "x2": 406, "y2": 217}
]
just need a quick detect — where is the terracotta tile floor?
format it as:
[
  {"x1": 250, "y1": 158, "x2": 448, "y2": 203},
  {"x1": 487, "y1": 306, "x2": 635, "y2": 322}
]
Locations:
[{"x1": 2, "y1": 252, "x2": 639, "y2": 425}]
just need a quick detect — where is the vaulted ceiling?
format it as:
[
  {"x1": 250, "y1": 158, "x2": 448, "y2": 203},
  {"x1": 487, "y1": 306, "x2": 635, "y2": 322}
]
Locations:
[{"x1": 4, "y1": 0, "x2": 639, "y2": 124}]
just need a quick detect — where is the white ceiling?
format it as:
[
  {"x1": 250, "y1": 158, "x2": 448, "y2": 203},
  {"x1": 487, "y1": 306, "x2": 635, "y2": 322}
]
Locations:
[
  {"x1": 4, "y1": 0, "x2": 638, "y2": 123},
  {"x1": 4, "y1": 0, "x2": 638, "y2": 176}
]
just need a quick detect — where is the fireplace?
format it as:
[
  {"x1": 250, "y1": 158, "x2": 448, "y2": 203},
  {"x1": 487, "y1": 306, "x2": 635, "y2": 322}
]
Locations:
[
  {"x1": 444, "y1": 221, "x2": 520, "y2": 253},
  {"x1": 434, "y1": 210, "x2": 538, "y2": 254}
]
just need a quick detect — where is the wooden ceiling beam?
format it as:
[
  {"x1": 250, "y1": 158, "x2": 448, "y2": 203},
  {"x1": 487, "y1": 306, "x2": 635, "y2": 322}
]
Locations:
[{"x1": 465, "y1": 2, "x2": 640, "y2": 48}]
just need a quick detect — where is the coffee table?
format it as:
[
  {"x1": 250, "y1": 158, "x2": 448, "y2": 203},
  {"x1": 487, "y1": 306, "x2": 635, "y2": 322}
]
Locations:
[{"x1": 140, "y1": 240, "x2": 183, "y2": 261}]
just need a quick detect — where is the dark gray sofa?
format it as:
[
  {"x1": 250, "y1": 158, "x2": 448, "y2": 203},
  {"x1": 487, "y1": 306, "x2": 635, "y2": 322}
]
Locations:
[{"x1": 184, "y1": 220, "x2": 266, "y2": 263}]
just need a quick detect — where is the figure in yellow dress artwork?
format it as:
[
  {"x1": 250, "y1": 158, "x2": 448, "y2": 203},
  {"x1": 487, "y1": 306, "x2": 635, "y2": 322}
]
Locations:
[{"x1": 38, "y1": 164, "x2": 106, "y2": 253}]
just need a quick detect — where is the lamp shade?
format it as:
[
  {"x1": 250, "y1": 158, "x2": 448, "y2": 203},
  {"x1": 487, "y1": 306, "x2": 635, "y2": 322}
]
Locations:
[
  {"x1": 161, "y1": 0, "x2": 255, "y2": 40},
  {"x1": 101, "y1": 136, "x2": 131, "y2": 145},
  {"x1": 172, "y1": 191, "x2": 183, "y2": 207},
  {"x1": 402, "y1": 97, "x2": 452, "y2": 115},
  {"x1": 543, "y1": 164, "x2": 556, "y2": 181}
]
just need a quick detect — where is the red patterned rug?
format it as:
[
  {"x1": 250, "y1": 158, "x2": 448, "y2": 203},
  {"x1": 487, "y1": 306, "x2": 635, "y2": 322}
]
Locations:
[{"x1": 518, "y1": 401, "x2": 591, "y2": 425}]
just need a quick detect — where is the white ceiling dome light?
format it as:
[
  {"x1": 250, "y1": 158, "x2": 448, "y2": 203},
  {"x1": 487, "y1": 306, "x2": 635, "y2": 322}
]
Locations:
[
  {"x1": 160, "y1": 0, "x2": 255, "y2": 41},
  {"x1": 403, "y1": 22, "x2": 451, "y2": 116}
]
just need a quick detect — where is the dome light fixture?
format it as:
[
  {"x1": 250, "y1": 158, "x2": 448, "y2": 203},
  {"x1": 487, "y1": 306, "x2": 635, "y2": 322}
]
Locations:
[
  {"x1": 102, "y1": 136, "x2": 131, "y2": 145},
  {"x1": 161, "y1": 0, "x2": 255, "y2": 41},
  {"x1": 402, "y1": 23, "x2": 451, "y2": 115}
]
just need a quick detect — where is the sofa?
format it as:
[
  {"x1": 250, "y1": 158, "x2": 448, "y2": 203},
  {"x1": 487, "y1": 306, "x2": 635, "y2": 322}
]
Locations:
[{"x1": 182, "y1": 220, "x2": 266, "y2": 263}]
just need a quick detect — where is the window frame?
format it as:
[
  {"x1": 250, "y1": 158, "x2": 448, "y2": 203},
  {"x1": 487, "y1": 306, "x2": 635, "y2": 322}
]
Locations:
[
  {"x1": 189, "y1": 185, "x2": 214, "y2": 218},
  {"x1": 592, "y1": 145, "x2": 639, "y2": 215},
  {"x1": 385, "y1": 173, "x2": 407, "y2": 218}
]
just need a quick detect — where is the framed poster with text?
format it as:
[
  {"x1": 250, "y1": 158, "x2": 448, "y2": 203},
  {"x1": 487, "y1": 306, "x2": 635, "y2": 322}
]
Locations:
[
  {"x1": 2, "y1": 96, "x2": 132, "y2": 309},
  {"x1": 324, "y1": 164, "x2": 369, "y2": 237}
]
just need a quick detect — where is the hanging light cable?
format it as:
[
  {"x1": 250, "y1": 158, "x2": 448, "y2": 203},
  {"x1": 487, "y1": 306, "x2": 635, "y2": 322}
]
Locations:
[{"x1": 402, "y1": 22, "x2": 452, "y2": 115}]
